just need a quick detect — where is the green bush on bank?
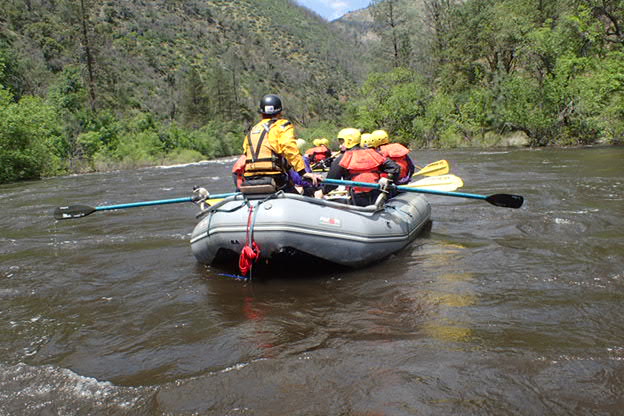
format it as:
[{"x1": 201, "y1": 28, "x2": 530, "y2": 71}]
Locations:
[
  {"x1": 0, "y1": 87, "x2": 66, "y2": 183},
  {"x1": 78, "y1": 113, "x2": 246, "y2": 172},
  {"x1": 0, "y1": 84, "x2": 249, "y2": 184},
  {"x1": 349, "y1": 59, "x2": 624, "y2": 149}
]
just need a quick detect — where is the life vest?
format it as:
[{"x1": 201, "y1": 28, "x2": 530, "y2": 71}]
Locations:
[
  {"x1": 379, "y1": 143, "x2": 410, "y2": 180},
  {"x1": 232, "y1": 154, "x2": 246, "y2": 189},
  {"x1": 305, "y1": 145, "x2": 331, "y2": 163},
  {"x1": 244, "y1": 119, "x2": 290, "y2": 177},
  {"x1": 339, "y1": 148, "x2": 386, "y2": 193}
]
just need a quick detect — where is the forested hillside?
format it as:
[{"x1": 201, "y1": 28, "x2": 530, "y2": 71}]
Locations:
[
  {"x1": 347, "y1": 0, "x2": 624, "y2": 148},
  {"x1": 0, "y1": 0, "x2": 368, "y2": 182},
  {"x1": 2, "y1": 0, "x2": 624, "y2": 184}
]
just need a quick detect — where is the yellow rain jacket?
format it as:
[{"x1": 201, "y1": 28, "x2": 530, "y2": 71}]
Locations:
[{"x1": 243, "y1": 117, "x2": 305, "y2": 177}]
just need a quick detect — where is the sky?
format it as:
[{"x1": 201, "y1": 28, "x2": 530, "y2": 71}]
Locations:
[{"x1": 294, "y1": 0, "x2": 372, "y2": 21}]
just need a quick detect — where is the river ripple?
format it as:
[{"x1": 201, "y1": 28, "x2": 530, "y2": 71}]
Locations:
[{"x1": 1, "y1": 147, "x2": 623, "y2": 415}]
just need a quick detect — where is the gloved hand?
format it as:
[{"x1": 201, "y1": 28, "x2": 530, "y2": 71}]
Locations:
[
  {"x1": 192, "y1": 186, "x2": 209, "y2": 202},
  {"x1": 192, "y1": 186, "x2": 210, "y2": 210},
  {"x1": 378, "y1": 177, "x2": 392, "y2": 192}
]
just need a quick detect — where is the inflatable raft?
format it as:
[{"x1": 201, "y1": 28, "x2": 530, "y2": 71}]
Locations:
[{"x1": 190, "y1": 192, "x2": 431, "y2": 269}]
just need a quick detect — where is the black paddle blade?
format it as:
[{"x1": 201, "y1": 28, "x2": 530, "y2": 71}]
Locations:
[
  {"x1": 53, "y1": 205, "x2": 96, "y2": 220},
  {"x1": 485, "y1": 194, "x2": 524, "y2": 209}
]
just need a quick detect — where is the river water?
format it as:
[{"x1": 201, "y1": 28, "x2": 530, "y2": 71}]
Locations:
[{"x1": 1, "y1": 146, "x2": 623, "y2": 415}]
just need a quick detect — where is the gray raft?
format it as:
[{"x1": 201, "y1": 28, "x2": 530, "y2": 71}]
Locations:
[{"x1": 190, "y1": 192, "x2": 431, "y2": 268}]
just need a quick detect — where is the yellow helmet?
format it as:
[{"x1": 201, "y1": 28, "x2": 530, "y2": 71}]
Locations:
[
  {"x1": 320, "y1": 138, "x2": 329, "y2": 146},
  {"x1": 360, "y1": 133, "x2": 375, "y2": 148},
  {"x1": 296, "y1": 138, "x2": 307, "y2": 150},
  {"x1": 312, "y1": 139, "x2": 321, "y2": 147},
  {"x1": 337, "y1": 128, "x2": 361, "y2": 149},
  {"x1": 371, "y1": 130, "x2": 389, "y2": 147}
]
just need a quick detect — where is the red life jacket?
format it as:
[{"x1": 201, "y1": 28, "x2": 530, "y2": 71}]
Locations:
[
  {"x1": 305, "y1": 145, "x2": 331, "y2": 163},
  {"x1": 379, "y1": 143, "x2": 410, "y2": 180},
  {"x1": 339, "y1": 148, "x2": 386, "y2": 193},
  {"x1": 232, "y1": 155, "x2": 246, "y2": 189}
]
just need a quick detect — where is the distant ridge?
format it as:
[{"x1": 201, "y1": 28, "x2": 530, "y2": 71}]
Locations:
[
  {"x1": 331, "y1": 6, "x2": 379, "y2": 44},
  {"x1": 1, "y1": 0, "x2": 373, "y2": 124}
]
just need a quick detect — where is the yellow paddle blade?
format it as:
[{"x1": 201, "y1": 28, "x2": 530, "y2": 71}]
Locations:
[
  {"x1": 404, "y1": 174, "x2": 464, "y2": 192},
  {"x1": 325, "y1": 185, "x2": 348, "y2": 198},
  {"x1": 413, "y1": 160, "x2": 450, "y2": 177},
  {"x1": 205, "y1": 198, "x2": 224, "y2": 205}
]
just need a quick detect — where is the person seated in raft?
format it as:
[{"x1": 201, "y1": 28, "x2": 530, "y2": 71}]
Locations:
[
  {"x1": 299, "y1": 138, "x2": 315, "y2": 173},
  {"x1": 360, "y1": 133, "x2": 372, "y2": 148},
  {"x1": 232, "y1": 154, "x2": 246, "y2": 191},
  {"x1": 242, "y1": 94, "x2": 322, "y2": 193},
  {"x1": 315, "y1": 127, "x2": 400, "y2": 206},
  {"x1": 232, "y1": 153, "x2": 317, "y2": 197},
  {"x1": 304, "y1": 138, "x2": 333, "y2": 171},
  {"x1": 370, "y1": 129, "x2": 415, "y2": 185}
]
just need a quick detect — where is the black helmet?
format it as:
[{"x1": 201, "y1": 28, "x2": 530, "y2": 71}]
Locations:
[{"x1": 258, "y1": 94, "x2": 283, "y2": 115}]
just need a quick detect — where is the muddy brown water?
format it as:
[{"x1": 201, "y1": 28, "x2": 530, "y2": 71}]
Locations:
[{"x1": 1, "y1": 146, "x2": 623, "y2": 415}]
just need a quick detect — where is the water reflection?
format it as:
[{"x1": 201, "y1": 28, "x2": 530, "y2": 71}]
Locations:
[
  {"x1": 413, "y1": 239, "x2": 477, "y2": 345},
  {"x1": 422, "y1": 276, "x2": 476, "y2": 344},
  {"x1": 423, "y1": 321, "x2": 472, "y2": 343}
]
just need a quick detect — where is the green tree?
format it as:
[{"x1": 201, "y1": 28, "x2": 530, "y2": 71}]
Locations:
[
  {"x1": 0, "y1": 88, "x2": 65, "y2": 183},
  {"x1": 354, "y1": 68, "x2": 429, "y2": 143},
  {"x1": 369, "y1": 0, "x2": 412, "y2": 69},
  {"x1": 180, "y1": 67, "x2": 210, "y2": 128},
  {"x1": 0, "y1": 40, "x2": 26, "y2": 98}
]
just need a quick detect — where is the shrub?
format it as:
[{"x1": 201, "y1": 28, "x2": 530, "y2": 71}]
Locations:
[{"x1": 0, "y1": 88, "x2": 65, "y2": 183}]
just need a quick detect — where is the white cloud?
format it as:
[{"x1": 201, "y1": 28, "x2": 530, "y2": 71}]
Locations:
[
  {"x1": 324, "y1": 0, "x2": 351, "y2": 20},
  {"x1": 296, "y1": 0, "x2": 366, "y2": 20}
]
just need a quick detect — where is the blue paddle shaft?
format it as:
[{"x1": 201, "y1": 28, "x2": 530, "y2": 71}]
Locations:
[
  {"x1": 94, "y1": 193, "x2": 238, "y2": 211},
  {"x1": 95, "y1": 197, "x2": 193, "y2": 211},
  {"x1": 321, "y1": 178, "x2": 488, "y2": 201}
]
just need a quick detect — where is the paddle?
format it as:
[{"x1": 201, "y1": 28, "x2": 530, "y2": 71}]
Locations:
[
  {"x1": 321, "y1": 178, "x2": 523, "y2": 209},
  {"x1": 413, "y1": 160, "x2": 449, "y2": 177},
  {"x1": 53, "y1": 192, "x2": 238, "y2": 220},
  {"x1": 315, "y1": 158, "x2": 450, "y2": 175},
  {"x1": 405, "y1": 174, "x2": 464, "y2": 192}
]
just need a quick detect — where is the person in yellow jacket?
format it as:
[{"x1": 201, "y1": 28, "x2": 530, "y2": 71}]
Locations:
[{"x1": 243, "y1": 94, "x2": 321, "y2": 192}]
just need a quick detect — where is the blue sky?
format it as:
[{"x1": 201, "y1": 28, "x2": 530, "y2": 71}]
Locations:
[{"x1": 294, "y1": 0, "x2": 372, "y2": 21}]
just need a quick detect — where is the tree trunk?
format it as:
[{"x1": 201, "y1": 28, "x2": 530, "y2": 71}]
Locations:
[{"x1": 79, "y1": 0, "x2": 97, "y2": 111}]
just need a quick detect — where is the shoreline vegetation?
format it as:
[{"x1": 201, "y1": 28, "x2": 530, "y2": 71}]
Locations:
[
  {"x1": 1, "y1": 82, "x2": 621, "y2": 185},
  {"x1": 2, "y1": 0, "x2": 623, "y2": 184}
]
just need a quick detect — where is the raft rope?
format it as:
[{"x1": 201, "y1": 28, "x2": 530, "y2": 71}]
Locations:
[
  {"x1": 239, "y1": 202, "x2": 260, "y2": 277},
  {"x1": 238, "y1": 193, "x2": 280, "y2": 278}
]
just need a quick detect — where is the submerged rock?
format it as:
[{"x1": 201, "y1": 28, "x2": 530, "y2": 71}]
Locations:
[{"x1": 500, "y1": 131, "x2": 530, "y2": 147}]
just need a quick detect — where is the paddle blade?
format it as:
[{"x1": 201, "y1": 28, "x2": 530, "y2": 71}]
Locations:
[
  {"x1": 413, "y1": 160, "x2": 450, "y2": 177},
  {"x1": 406, "y1": 174, "x2": 464, "y2": 192},
  {"x1": 485, "y1": 194, "x2": 524, "y2": 209},
  {"x1": 53, "y1": 205, "x2": 96, "y2": 220},
  {"x1": 205, "y1": 198, "x2": 224, "y2": 205}
]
